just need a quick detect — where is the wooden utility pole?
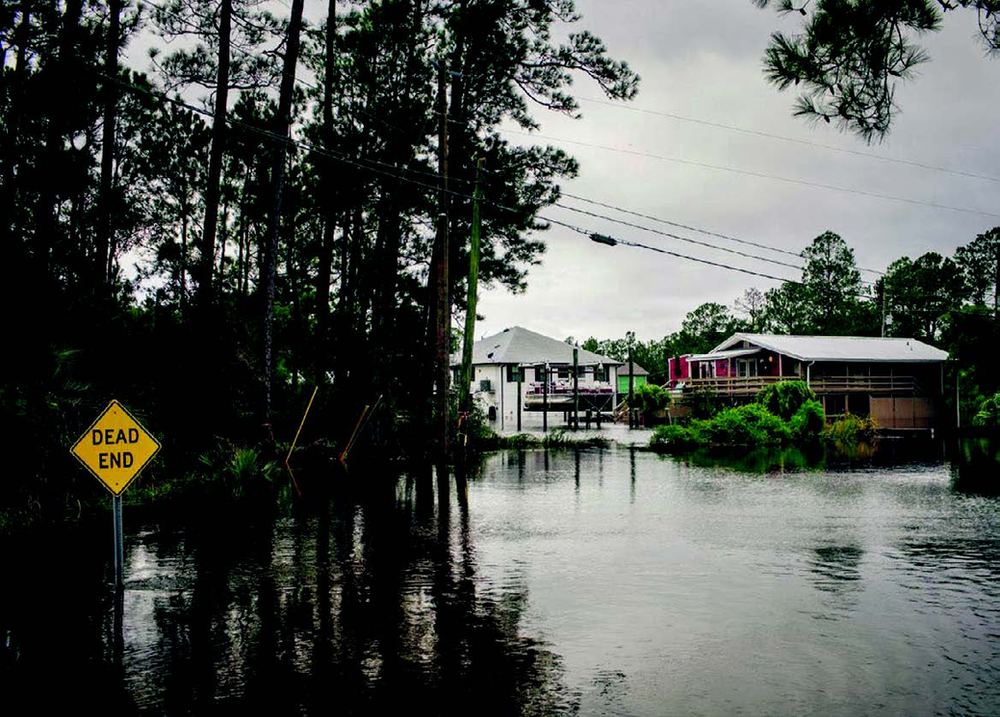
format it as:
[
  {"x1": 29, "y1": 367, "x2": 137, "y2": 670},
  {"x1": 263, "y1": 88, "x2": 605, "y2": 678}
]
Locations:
[
  {"x1": 433, "y1": 60, "x2": 451, "y2": 457},
  {"x1": 459, "y1": 158, "x2": 484, "y2": 413}
]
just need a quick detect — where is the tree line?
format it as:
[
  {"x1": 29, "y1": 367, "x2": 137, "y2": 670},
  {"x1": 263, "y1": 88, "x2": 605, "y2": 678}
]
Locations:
[
  {"x1": 583, "y1": 228, "x2": 1000, "y2": 419},
  {"x1": 0, "y1": 0, "x2": 638, "y2": 519}
]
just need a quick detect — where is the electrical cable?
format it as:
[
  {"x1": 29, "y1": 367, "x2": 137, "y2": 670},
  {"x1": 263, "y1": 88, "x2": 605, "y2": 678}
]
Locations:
[
  {"x1": 500, "y1": 128, "x2": 1000, "y2": 220},
  {"x1": 575, "y1": 96, "x2": 1000, "y2": 185}
]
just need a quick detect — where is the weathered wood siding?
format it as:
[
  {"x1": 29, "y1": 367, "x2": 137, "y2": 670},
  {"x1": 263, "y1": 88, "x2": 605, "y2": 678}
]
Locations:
[{"x1": 870, "y1": 397, "x2": 936, "y2": 429}]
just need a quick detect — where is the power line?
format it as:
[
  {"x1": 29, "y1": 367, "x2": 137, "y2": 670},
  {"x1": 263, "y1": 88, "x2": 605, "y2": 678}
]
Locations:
[
  {"x1": 540, "y1": 216, "x2": 799, "y2": 285},
  {"x1": 575, "y1": 96, "x2": 1000, "y2": 185},
  {"x1": 110, "y1": 70, "x2": 815, "y2": 290},
  {"x1": 501, "y1": 128, "x2": 1000, "y2": 220},
  {"x1": 562, "y1": 192, "x2": 805, "y2": 260},
  {"x1": 552, "y1": 202, "x2": 810, "y2": 275},
  {"x1": 101, "y1": 71, "x2": 949, "y2": 305},
  {"x1": 559, "y1": 193, "x2": 885, "y2": 277},
  {"x1": 543, "y1": 217, "x2": 883, "y2": 301}
]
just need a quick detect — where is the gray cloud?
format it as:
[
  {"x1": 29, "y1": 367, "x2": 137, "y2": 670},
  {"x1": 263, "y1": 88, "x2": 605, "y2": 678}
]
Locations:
[{"x1": 477, "y1": 0, "x2": 1000, "y2": 342}]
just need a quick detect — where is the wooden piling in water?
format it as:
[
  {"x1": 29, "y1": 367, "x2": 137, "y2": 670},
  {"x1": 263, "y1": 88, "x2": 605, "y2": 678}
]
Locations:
[
  {"x1": 543, "y1": 363, "x2": 549, "y2": 432},
  {"x1": 517, "y1": 365, "x2": 522, "y2": 431}
]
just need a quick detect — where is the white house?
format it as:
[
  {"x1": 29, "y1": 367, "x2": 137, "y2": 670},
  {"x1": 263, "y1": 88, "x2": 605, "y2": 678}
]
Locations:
[{"x1": 453, "y1": 326, "x2": 623, "y2": 429}]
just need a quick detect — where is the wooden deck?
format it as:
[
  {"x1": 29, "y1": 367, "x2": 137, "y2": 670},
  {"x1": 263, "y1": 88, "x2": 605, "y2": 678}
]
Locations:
[{"x1": 680, "y1": 375, "x2": 924, "y2": 397}]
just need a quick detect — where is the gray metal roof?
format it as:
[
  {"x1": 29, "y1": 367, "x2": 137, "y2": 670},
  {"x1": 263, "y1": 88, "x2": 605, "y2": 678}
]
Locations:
[
  {"x1": 712, "y1": 333, "x2": 949, "y2": 363},
  {"x1": 689, "y1": 347, "x2": 761, "y2": 362},
  {"x1": 453, "y1": 326, "x2": 623, "y2": 367}
]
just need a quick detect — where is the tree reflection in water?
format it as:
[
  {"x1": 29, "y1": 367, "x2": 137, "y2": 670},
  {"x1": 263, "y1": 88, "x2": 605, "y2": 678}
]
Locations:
[{"x1": 105, "y1": 464, "x2": 578, "y2": 714}]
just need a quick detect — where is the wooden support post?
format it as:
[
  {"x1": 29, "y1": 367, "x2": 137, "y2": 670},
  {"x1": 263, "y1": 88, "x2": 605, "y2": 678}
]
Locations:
[
  {"x1": 543, "y1": 363, "x2": 549, "y2": 433},
  {"x1": 573, "y1": 348, "x2": 579, "y2": 429},
  {"x1": 517, "y1": 365, "x2": 522, "y2": 432},
  {"x1": 628, "y1": 344, "x2": 635, "y2": 429},
  {"x1": 956, "y1": 367, "x2": 961, "y2": 428}
]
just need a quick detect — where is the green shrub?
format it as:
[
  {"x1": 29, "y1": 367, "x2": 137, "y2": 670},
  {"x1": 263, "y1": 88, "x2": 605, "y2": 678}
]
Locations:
[
  {"x1": 633, "y1": 383, "x2": 670, "y2": 414},
  {"x1": 825, "y1": 415, "x2": 879, "y2": 446},
  {"x1": 972, "y1": 392, "x2": 1000, "y2": 427},
  {"x1": 756, "y1": 381, "x2": 817, "y2": 421},
  {"x1": 790, "y1": 400, "x2": 826, "y2": 440},
  {"x1": 199, "y1": 444, "x2": 279, "y2": 499},
  {"x1": 650, "y1": 423, "x2": 699, "y2": 449},
  {"x1": 701, "y1": 403, "x2": 791, "y2": 446}
]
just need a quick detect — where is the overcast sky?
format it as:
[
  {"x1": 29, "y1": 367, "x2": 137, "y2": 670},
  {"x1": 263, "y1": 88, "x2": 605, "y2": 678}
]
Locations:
[
  {"x1": 127, "y1": 1, "x2": 1000, "y2": 344},
  {"x1": 474, "y1": 0, "x2": 1000, "y2": 343}
]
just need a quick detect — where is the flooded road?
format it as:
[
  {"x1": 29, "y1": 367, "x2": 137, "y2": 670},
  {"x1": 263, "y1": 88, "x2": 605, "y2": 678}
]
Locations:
[{"x1": 3, "y1": 444, "x2": 1000, "y2": 715}]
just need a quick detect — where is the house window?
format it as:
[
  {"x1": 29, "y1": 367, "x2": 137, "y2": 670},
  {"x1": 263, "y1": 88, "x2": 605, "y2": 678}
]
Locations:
[
  {"x1": 737, "y1": 359, "x2": 758, "y2": 378},
  {"x1": 506, "y1": 365, "x2": 521, "y2": 382},
  {"x1": 594, "y1": 366, "x2": 606, "y2": 382},
  {"x1": 557, "y1": 367, "x2": 570, "y2": 379},
  {"x1": 535, "y1": 366, "x2": 546, "y2": 382}
]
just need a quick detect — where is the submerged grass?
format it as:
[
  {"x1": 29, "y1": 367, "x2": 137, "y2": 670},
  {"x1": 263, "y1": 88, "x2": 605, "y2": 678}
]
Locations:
[{"x1": 473, "y1": 427, "x2": 611, "y2": 451}]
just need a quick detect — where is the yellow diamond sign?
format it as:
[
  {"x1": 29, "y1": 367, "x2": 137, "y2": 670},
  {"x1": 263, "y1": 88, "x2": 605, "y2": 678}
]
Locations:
[{"x1": 71, "y1": 400, "x2": 160, "y2": 496}]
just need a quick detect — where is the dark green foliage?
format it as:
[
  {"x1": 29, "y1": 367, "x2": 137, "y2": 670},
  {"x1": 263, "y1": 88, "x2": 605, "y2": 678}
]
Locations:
[
  {"x1": 633, "y1": 383, "x2": 670, "y2": 415},
  {"x1": 0, "y1": 0, "x2": 642, "y2": 526},
  {"x1": 651, "y1": 388, "x2": 825, "y2": 452},
  {"x1": 790, "y1": 400, "x2": 826, "y2": 440},
  {"x1": 878, "y1": 252, "x2": 969, "y2": 342},
  {"x1": 972, "y1": 393, "x2": 1000, "y2": 427},
  {"x1": 678, "y1": 302, "x2": 742, "y2": 355},
  {"x1": 699, "y1": 404, "x2": 792, "y2": 447},
  {"x1": 650, "y1": 423, "x2": 701, "y2": 450},
  {"x1": 825, "y1": 415, "x2": 880, "y2": 446},
  {"x1": 755, "y1": 0, "x2": 999, "y2": 142},
  {"x1": 756, "y1": 380, "x2": 817, "y2": 421},
  {"x1": 954, "y1": 228, "x2": 1000, "y2": 314},
  {"x1": 651, "y1": 403, "x2": 791, "y2": 450}
]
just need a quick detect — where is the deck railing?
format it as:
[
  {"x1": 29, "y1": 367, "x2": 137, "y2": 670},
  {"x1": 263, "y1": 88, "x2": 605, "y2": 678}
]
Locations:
[{"x1": 680, "y1": 375, "x2": 923, "y2": 396}]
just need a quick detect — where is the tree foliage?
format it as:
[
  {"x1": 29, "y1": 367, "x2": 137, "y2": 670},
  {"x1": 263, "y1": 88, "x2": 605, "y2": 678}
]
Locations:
[
  {"x1": 754, "y1": 0, "x2": 1000, "y2": 142},
  {"x1": 0, "y1": 0, "x2": 640, "y2": 522}
]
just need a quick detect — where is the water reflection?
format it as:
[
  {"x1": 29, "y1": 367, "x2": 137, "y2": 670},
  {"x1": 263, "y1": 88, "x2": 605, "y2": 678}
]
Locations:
[
  {"x1": 808, "y1": 545, "x2": 864, "y2": 593},
  {"x1": 806, "y1": 544, "x2": 865, "y2": 620},
  {"x1": 951, "y1": 438, "x2": 1000, "y2": 496},
  {"x1": 672, "y1": 445, "x2": 826, "y2": 474},
  {"x1": 4, "y1": 442, "x2": 1000, "y2": 714},
  {"x1": 1, "y1": 469, "x2": 577, "y2": 715}
]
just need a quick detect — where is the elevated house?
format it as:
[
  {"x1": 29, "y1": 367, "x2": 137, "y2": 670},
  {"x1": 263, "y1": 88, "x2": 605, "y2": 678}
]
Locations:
[
  {"x1": 668, "y1": 333, "x2": 949, "y2": 429},
  {"x1": 453, "y1": 326, "x2": 623, "y2": 429}
]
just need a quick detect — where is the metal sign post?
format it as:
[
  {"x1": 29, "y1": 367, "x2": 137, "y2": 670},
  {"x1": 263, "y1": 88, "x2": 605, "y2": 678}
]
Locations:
[
  {"x1": 113, "y1": 494, "x2": 124, "y2": 590},
  {"x1": 71, "y1": 399, "x2": 160, "y2": 588}
]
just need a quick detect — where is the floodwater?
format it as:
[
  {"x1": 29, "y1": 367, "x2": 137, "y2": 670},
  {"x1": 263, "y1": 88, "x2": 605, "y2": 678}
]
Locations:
[{"x1": 3, "y1": 440, "x2": 1000, "y2": 715}]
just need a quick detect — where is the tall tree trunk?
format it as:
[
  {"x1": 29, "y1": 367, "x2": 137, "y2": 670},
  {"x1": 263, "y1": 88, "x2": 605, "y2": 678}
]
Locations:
[
  {"x1": 447, "y1": 0, "x2": 468, "y2": 302},
  {"x1": 36, "y1": 0, "x2": 84, "y2": 277},
  {"x1": 2, "y1": 2, "x2": 33, "y2": 244},
  {"x1": 314, "y1": 0, "x2": 337, "y2": 387},
  {"x1": 431, "y1": 61, "x2": 450, "y2": 457},
  {"x1": 197, "y1": 0, "x2": 232, "y2": 315},
  {"x1": 97, "y1": 0, "x2": 121, "y2": 292},
  {"x1": 260, "y1": 0, "x2": 305, "y2": 424}
]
